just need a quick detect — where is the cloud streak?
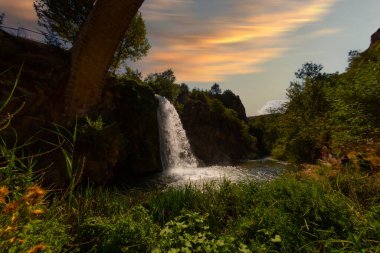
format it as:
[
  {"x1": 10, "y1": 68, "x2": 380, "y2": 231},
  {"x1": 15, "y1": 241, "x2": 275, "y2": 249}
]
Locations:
[
  {"x1": 137, "y1": 0, "x2": 339, "y2": 82},
  {"x1": 0, "y1": 0, "x2": 339, "y2": 83},
  {"x1": 0, "y1": 1, "x2": 37, "y2": 22}
]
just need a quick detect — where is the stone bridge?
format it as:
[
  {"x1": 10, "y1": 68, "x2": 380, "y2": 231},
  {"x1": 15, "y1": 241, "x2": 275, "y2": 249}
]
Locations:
[{"x1": 65, "y1": 0, "x2": 144, "y2": 118}]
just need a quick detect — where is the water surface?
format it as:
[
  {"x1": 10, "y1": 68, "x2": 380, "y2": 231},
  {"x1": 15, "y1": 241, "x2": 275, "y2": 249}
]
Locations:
[{"x1": 124, "y1": 158, "x2": 295, "y2": 189}]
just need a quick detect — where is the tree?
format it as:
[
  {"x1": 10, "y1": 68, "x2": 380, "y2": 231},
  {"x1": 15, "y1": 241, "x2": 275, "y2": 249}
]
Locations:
[
  {"x1": 329, "y1": 46, "x2": 380, "y2": 146},
  {"x1": 294, "y1": 62, "x2": 324, "y2": 80},
  {"x1": 346, "y1": 50, "x2": 362, "y2": 70},
  {"x1": 34, "y1": 0, "x2": 93, "y2": 43},
  {"x1": 34, "y1": 0, "x2": 150, "y2": 70},
  {"x1": 179, "y1": 83, "x2": 189, "y2": 93},
  {"x1": 210, "y1": 83, "x2": 221, "y2": 95},
  {"x1": 273, "y1": 62, "x2": 334, "y2": 162},
  {"x1": 145, "y1": 69, "x2": 179, "y2": 102},
  {"x1": 218, "y1": 90, "x2": 247, "y2": 120},
  {"x1": 122, "y1": 67, "x2": 143, "y2": 82},
  {"x1": 109, "y1": 12, "x2": 150, "y2": 73}
]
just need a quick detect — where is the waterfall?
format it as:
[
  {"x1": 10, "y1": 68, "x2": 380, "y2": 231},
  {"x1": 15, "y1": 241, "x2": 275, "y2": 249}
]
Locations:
[{"x1": 156, "y1": 95, "x2": 198, "y2": 170}]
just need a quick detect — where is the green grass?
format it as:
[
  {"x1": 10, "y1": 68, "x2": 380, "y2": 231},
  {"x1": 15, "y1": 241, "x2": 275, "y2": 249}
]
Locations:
[{"x1": 1, "y1": 169, "x2": 380, "y2": 252}]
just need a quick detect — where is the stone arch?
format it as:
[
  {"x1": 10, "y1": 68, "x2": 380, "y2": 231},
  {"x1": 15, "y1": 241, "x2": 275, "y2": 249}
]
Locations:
[{"x1": 64, "y1": 0, "x2": 144, "y2": 118}]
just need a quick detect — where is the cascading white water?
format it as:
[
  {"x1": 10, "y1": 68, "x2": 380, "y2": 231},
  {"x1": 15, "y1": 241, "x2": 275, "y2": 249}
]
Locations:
[
  {"x1": 156, "y1": 95, "x2": 198, "y2": 170},
  {"x1": 154, "y1": 96, "x2": 289, "y2": 186}
]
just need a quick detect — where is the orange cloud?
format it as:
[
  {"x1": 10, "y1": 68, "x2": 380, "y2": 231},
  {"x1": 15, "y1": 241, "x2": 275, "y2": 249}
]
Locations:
[
  {"x1": 138, "y1": 46, "x2": 285, "y2": 82},
  {"x1": 0, "y1": 0, "x2": 37, "y2": 22},
  {"x1": 137, "y1": 0, "x2": 340, "y2": 82}
]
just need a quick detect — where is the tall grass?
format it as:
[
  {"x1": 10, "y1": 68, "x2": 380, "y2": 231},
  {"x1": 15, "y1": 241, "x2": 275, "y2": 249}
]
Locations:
[
  {"x1": 145, "y1": 176, "x2": 379, "y2": 252},
  {"x1": 43, "y1": 120, "x2": 85, "y2": 206},
  {"x1": 0, "y1": 67, "x2": 72, "y2": 252},
  {"x1": 44, "y1": 174, "x2": 376, "y2": 253},
  {"x1": 2, "y1": 167, "x2": 379, "y2": 252}
]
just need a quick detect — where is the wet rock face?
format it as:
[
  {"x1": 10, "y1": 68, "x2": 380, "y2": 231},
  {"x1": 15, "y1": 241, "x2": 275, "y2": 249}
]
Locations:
[{"x1": 370, "y1": 28, "x2": 380, "y2": 47}]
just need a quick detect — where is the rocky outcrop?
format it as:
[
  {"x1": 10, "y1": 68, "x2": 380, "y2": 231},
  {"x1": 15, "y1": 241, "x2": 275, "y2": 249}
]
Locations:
[
  {"x1": 370, "y1": 28, "x2": 380, "y2": 47},
  {"x1": 179, "y1": 92, "x2": 256, "y2": 165}
]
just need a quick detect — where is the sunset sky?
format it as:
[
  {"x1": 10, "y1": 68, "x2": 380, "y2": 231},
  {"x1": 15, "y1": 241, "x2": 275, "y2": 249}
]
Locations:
[{"x1": 0, "y1": 0, "x2": 379, "y2": 115}]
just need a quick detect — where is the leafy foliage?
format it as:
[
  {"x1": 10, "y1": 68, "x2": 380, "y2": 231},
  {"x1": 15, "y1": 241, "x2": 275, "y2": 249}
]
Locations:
[
  {"x1": 153, "y1": 210, "x2": 249, "y2": 253},
  {"x1": 122, "y1": 67, "x2": 143, "y2": 83},
  {"x1": 270, "y1": 62, "x2": 335, "y2": 162},
  {"x1": 145, "y1": 69, "x2": 179, "y2": 102},
  {"x1": 215, "y1": 89, "x2": 247, "y2": 120},
  {"x1": 33, "y1": 0, "x2": 150, "y2": 68},
  {"x1": 249, "y1": 114, "x2": 280, "y2": 157},
  {"x1": 177, "y1": 90, "x2": 257, "y2": 162},
  {"x1": 328, "y1": 45, "x2": 380, "y2": 147},
  {"x1": 210, "y1": 83, "x2": 222, "y2": 95},
  {"x1": 77, "y1": 206, "x2": 156, "y2": 253},
  {"x1": 294, "y1": 62, "x2": 324, "y2": 80},
  {"x1": 109, "y1": 12, "x2": 151, "y2": 72},
  {"x1": 263, "y1": 46, "x2": 380, "y2": 162}
]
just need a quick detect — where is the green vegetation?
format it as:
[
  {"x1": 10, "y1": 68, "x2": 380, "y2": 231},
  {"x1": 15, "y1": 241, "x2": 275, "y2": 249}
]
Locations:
[
  {"x1": 2, "y1": 164, "x2": 379, "y2": 252},
  {"x1": 145, "y1": 69, "x2": 179, "y2": 103},
  {"x1": 250, "y1": 44, "x2": 380, "y2": 163},
  {"x1": 249, "y1": 114, "x2": 280, "y2": 157}
]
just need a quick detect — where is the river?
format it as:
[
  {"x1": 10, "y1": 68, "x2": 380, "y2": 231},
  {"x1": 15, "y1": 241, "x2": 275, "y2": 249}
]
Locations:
[{"x1": 123, "y1": 157, "x2": 295, "y2": 189}]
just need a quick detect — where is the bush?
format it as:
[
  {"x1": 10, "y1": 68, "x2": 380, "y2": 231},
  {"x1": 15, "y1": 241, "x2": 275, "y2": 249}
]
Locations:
[
  {"x1": 232, "y1": 176, "x2": 375, "y2": 252},
  {"x1": 77, "y1": 206, "x2": 156, "y2": 253},
  {"x1": 153, "y1": 210, "x2": 250, "y2": 253}
]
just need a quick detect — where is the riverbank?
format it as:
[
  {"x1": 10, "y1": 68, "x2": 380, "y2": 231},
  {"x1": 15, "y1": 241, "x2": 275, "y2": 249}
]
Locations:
[{"x1": 1, "y1": 168, "x2": 379, "y2": 252}]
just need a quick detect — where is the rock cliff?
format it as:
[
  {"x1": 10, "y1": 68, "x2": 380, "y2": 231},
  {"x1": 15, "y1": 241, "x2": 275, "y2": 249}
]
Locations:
[{"x1": 178, "y1": 92, "x2": 256, "y2": 165}]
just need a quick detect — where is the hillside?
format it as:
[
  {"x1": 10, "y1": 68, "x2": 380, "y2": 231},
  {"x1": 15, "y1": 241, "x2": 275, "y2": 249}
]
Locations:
[{"x1": 248, "y1": 28, "x2": 380, "y2": 169}]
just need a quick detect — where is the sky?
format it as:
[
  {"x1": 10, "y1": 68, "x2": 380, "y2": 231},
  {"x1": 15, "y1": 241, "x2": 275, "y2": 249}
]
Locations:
[{"x1": 1, "y1": 0, "x2": 379, "y2": 115}]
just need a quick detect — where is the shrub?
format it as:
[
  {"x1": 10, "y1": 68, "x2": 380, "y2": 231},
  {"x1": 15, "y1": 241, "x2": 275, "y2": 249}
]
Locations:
[
  {"x1": 232, "y1": 176, "x2": 373, "y2": 252},
  {"x1": 153, "y1": 210, "x2": 250, "y2": 253},
  {"x1": 76, "y1": 206, "x2": 156, "y2": 253}
]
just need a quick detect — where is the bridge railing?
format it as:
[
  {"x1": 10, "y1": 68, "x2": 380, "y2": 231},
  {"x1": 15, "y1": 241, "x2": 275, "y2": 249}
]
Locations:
[
  {"x1": 0, "y1": 25, "x2": 69, "y2": 48},
  {"x1": 0, "y1": 26, "x2": 46, "y2": 43}
]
